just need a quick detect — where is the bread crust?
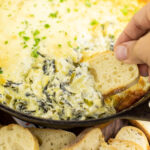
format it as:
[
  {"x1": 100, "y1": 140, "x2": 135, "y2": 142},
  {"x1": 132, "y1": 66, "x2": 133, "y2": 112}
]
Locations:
[
  {"x1": 130, "y1": 120, "x2": 150, "y2": 143},
  {"x1": 0, "y1": 124, "x2": 39, "y2": 150},
  {"x1": 115, "y1": 126, "x2": 150, "y2": 150},
  {"x1": 63, "y1": 127, "x2": 105, "y2": 150},
  {"x1": 108, "y1": 138, "x2": 143, "y2": 150},
  {"x1": 105, "y1": 77, "x2": 150, "y2": 111}
]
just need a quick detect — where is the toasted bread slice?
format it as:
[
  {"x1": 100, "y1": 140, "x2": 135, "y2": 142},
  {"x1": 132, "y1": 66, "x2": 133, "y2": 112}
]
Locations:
[
  {"x1": 0, "y1": 124, "x2": 39, "y2": 150},
  {"x1": 89, "y1": 51, "x2": 139, "y2": 96},
  {"x1": 99, "y1": 145, "x2": 117, "y2": 150},
  {"x1": 115, "y1": 126, "x2": 149, "y2": 150},
  {"x1": 99, "y1": 142, "x2": 117, "y2": 150},
  {"x1": 105, "y1": 77, "x2": 150, "y2": 111},
  {"x1": 108, "y1": 139, "x2": 143, "y2": 150},
  {"x1": 29, "y1": 128, "x2": 76, "y2": 150},
  {"x1": 63, "y1": 127, "x2": 105, "y2": 150},
  {"x1": 130, "y1": 120, "x2": 150, "y2": 142}
]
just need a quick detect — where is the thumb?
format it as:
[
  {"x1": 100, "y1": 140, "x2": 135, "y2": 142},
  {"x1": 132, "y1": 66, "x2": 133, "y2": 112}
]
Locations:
[{"x1": 115, "y1": 31, "x2": 150, "y2": 66}]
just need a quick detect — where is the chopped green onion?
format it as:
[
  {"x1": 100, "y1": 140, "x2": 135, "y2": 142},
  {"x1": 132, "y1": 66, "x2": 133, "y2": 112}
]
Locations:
[
  {"x1": 44, "y1": 24, "x2": 50, "y2": 29},
  {"x1": 34, "y1": 38, "x2": 40, "y2": 46},
  {"x1": 31, "y1": 50, "x2": 39, "y2": 58},
  {"x1": 0, "y1": 68, "x2": 3, "y2": 74},
  {"x1": 64, "y1": 32, "x2": 68, "y2": 36},
  {"x1": 90, "y1": 19, "x2": 99, "y2": 26},
  {"x1": 74, "y1": 36, "x2": 77, "y2": 41},
  {"x1": 8, "y1": 14, "x2": 12, "y2": 17},
  {"x1": 23, "y1": 36, "x2": 30, "y2": 41},
  {"x1": 19, "y1": 31, "x2": 25, "y2": 37},
  {"x1": 33, "y1": 30, "x2": 40, "y2": 37},
  {"x1": 49, "y1": 11, "x2": 58, "y2": 18},
  {"x1": 58, "y1": 44, "x2": 62, "y2": 48},
  {"x1": 121, "y1": 5, "x2": 129, "y2": 16},
  {"x1": 67, "y1": 41, "x2": 72, "y2": 48},
  {"x1": 100, "y1": 24, "x2": 105, "y2": 30},
  {"x1": 67, "y1": 8, "x2": 71, "y2": 13},
  {"x1": 4, "y1": 41, "x2": 8, "y2": 45},
  {"x1": 42, "y1": 36, "x2": 47, "y2": 40},
  {"x1": 29, "y1": 14, "x2": 34, "y2": 17},
  {"x1": 23, "y1": 44, "x2": 28, "y2": 48},
  {"x1": 74, "y1": 8, "x2": 78, "y2": 12},
  {"x1": 85, "y1": 0, "x2": 91, "y2": 7},
  {"x1": 109, "y1": 34, "x2": 115, "y2": 39}
]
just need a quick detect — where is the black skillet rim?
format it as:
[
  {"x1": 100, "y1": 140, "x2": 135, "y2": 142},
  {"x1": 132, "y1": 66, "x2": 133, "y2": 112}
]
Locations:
[{"x1": 0, "y1": 91, "x2": 149, "y2": 126}]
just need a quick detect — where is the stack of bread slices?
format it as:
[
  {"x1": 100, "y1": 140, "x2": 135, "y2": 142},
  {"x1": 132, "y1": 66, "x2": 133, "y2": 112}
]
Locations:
[
  {"x1": 0, "y1": 120, "x2": 150, "y2": 150},
  {"x1": 64, "y1": 122, "x2": 150, "y2": 150}
]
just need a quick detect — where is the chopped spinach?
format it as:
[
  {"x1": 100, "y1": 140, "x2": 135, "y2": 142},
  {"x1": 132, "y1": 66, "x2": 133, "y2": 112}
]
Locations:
[{"x1": 42, "y1": 59, "x2": 56, "y2": 75}]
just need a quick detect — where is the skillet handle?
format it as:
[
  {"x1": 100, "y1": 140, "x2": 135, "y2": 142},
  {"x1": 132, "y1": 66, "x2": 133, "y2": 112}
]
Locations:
[{"x1": 120, "y1": 98, "x2": 150, "y2": 121}]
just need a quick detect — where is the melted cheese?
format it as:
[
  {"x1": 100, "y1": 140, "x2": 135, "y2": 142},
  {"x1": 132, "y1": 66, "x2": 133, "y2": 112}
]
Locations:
[{"x1": 0, "y1": 0, "x2": 146, "y2": 120}]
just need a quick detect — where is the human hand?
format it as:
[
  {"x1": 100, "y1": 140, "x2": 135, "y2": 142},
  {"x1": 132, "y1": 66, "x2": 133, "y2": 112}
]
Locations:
[{"x1": 114, "y1": 3, "x2": 150, "y2": 78}]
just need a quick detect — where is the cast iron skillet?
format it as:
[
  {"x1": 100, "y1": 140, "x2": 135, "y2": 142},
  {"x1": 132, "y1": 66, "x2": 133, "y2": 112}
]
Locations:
[{"x1": 0, "y1": 91, "x2": 150, "y2": 129}]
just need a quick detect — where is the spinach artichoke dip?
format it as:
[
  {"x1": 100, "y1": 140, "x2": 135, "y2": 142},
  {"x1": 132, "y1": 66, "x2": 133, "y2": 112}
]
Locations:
[{"x1": 0, "y1": 0, "x2": 145, "y2": 120}]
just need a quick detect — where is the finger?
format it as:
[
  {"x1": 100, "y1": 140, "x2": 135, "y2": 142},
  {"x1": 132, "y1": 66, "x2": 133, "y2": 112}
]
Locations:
[
  {"x1": 115, "y1": 2, "x2": 150, "y2": 47},
  {"x1": 115, "y1": 31, "x2": 150, "y2": 65},
  {"x1": 115, "y1": 41, "x2": 142, "y2": 64},
  {"x1": 138, "y1": 64, "x2": 149, "y2": 77}
]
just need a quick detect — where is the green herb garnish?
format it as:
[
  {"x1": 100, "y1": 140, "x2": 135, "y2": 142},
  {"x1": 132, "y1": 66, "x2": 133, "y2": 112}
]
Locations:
[
  {"x1": 49, "y1": 11, "x2": 58, "y2": 18},
  {"x1": 74, "y1": 8, "x2": 78, "y2": 12},
  {"x1": 23, "y1": 36, "x2": 30, "y2": 41},
  {"x1": 109, "y1": 34, "x2": 115, "y2": 39},
  {"x1": 0, "y1": 68, "x2": 3, "y2": 74},
  {"x1": 4, "y1": 41, "x2": 8, "y2": 45},
  {"x1": 34, "y1": 38, "x2": 40, "y2": 47},
  {"x1": 23, "y1": 44, "x2": 28, "y2": 48},
  {"x1": 67, "y1": 41, "x2": 72, "y2": 48},
  {"x1": 74, "y1": 36, "x2": 77, "y2": 41},
  {"x1": 19, "y1": 31, "x2": 25, "y2": 37},
  {"x1": 64, "y1": 32, "x2": 68, "y2": 36},
  {"x1": 67, "y1": 8, "x2": 71, "y2": 13},
  {"x1": 44, "y1": 24, "x2": 50, "y2": 29},
  {"x1": 33, "y1": 30, "x2": 40, "y2": 37},
  {"x1": 8, "y1": 14, "x2": 12, "y2": 17},
  {"x1": 58, "y1": 44, "x2": 62, "y2": 48},
  {"x1": 100, "y1": 24, "x2": 105, "y2": 30},
  {"x1": 29, "y1": 14, "x2": 35, "y2": 17},
  {"x1": 90, "y1": 19, "x2": 99, "y2": 26},
  {"x1": 42, "y1": 36, "x2": 47, "y2": 40},
  {"x1": 85, "y1": 0, "x2": 91, "y2": 7},
  {"x1": 31, "y1": 50, "x2": 39, "y2": 58},
  {"x1": 121, "y1": 5, "x2": 129, "y2": 16}
]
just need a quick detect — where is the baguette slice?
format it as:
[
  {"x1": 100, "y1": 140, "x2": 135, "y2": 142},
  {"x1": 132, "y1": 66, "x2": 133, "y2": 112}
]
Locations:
[
  {"x1": 99, "y1": 145, "x2": 117, "y2": 150},
  {"x1": 115, "y1": 126, "x2": 149, "y2": 150},
  {"x1": 89, "y1": 51, "x2": 139, "y2": 96},
  {"x1": 108, "y1": 139, "x2": 143, "y2": 150},
  {"x1": 0, "y1": 124, "x2": 39, "y2": 150},
  {"x1": 29, "y1": 128, "x2": 76, "y2": 150},
  {"x1": 130, "y1": 120, "x2": 150, "y2": 142},
  {"x1": 63, "y1": 127, "x2": 105, "y2": 150},
  {"x1": 99, "y1": 143, "x2": 117, "y2": 150}
]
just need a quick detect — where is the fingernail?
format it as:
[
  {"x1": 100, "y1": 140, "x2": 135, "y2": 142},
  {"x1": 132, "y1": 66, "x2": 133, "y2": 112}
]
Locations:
[{"x1": 115, "y1": 45, "x2": 127, "y2": 60}]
